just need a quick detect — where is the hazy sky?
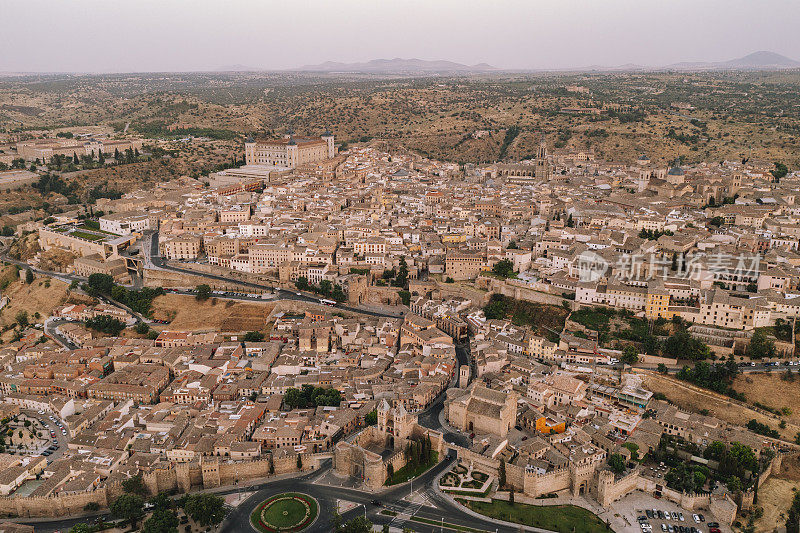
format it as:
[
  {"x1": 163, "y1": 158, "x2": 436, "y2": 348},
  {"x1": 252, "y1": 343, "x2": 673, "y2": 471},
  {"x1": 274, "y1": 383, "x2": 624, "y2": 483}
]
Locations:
[{"x1": 2, "y1": 0, "x2": 800, "y2": 72}]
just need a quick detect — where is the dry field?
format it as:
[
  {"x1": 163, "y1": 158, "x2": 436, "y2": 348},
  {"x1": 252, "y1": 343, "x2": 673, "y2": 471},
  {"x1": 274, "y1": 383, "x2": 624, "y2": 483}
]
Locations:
[
  {"x1": 733, "y1": 373, "x2": 800, "y2": 426},
  {"x1": 751, "y1": 454, "x2": 800, "y2": 532},
  {"x1": 150, "y1": 293, "x2": 273, "y2": 333},
  {"x1": 640, "y1": 371, "x2": 797, "y2": 441},
  {"x1": 0, "y1": 267, "x2": 72, "y2": 338}
]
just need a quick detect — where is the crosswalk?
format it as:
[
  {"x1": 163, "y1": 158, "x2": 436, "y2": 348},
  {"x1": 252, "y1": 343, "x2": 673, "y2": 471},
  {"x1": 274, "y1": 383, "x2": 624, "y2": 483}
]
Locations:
[{"x1": 388, "y1": 490, "x2": 432, "y2": 529}]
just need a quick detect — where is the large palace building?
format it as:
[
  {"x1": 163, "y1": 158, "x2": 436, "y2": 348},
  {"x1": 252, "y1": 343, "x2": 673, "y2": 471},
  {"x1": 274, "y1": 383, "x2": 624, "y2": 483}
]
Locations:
[{"x1": 244, "y1": 130, "x2": 335, "y2": 169}]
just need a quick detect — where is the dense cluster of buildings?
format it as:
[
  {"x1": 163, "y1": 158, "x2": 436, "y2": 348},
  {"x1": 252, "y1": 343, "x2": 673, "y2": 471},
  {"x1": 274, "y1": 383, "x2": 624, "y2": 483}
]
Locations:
[{"x1": 13, "y1": 131, "x2": 800, "y2": 524}]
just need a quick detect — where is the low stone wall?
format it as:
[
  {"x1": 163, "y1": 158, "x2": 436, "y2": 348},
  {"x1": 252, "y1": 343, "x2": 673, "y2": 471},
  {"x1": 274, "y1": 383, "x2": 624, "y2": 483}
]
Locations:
[{"x1": 143, "y1": 267, "x2": 259, "y2": 292}]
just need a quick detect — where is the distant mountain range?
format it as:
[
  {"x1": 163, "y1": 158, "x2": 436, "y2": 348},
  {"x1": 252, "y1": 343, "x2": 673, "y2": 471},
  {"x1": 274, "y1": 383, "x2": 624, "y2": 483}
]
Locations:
[
  {"x1": 210, "y1": 51, "x2": 799, "y2": 75},
  {"x1": 664, "y1": 51, "x2": 800, "y2": 71},
  {"x1": 294, "y1": 58, "x2": 498, "y2": 73}
]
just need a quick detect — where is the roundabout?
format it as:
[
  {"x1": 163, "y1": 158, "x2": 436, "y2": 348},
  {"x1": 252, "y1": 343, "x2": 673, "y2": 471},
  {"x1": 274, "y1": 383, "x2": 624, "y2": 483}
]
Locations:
[{"x1": 249, "y1": 492, "x2": 319, "y2": 533}]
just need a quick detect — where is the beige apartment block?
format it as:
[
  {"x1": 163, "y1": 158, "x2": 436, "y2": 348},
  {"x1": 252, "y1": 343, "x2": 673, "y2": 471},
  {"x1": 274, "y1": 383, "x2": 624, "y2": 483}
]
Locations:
[{"x1": 244, "y1": 132, "x2": 335, "y2": 169}]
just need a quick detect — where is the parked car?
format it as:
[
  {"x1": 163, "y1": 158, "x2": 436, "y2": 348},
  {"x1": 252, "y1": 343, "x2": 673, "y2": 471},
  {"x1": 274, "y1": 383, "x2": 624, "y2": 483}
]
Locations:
[
  {"x1": 707, "y1": 523, "x2": 719, "y2": 529},
  {"x1": 678, "y1": 513, "x2": 684, "y2": 522},
  {"x1": 692, "y1": 515, "x2": 700, "y2": 523}
]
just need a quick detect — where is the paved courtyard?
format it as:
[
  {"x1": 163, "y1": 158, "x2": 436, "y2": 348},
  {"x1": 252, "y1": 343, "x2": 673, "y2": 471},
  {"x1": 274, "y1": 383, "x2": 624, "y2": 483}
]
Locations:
[{"x1": 608, "y1": 490, "x2": 732, "y2": 533}]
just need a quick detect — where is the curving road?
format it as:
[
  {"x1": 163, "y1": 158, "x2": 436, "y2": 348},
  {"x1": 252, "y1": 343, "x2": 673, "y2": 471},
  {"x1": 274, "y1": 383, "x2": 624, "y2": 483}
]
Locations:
[{"x1": 219, "y1": 457, "x2": 537, "y2": 533}]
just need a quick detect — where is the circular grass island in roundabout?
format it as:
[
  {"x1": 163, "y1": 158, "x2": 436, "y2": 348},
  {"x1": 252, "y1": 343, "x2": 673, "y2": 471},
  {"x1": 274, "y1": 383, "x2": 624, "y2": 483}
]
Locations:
[{"x1": 250, "y1": 492, "x2": 319, "y2": 533}]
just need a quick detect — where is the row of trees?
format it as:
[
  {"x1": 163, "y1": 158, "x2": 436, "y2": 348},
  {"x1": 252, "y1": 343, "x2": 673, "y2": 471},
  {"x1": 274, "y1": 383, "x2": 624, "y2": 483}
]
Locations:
[
  {"x1": 74, "y1": 475, "x2": 226, "y2": 533},
  {"x1": 295, "y1": 277, "x2": 346, "y2": 302},
  {"x1": 676, "y1": 355, "x2": 742, "y2": 398}
]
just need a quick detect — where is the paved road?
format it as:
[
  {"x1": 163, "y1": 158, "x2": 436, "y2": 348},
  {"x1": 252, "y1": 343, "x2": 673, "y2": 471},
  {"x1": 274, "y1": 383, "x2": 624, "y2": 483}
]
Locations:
[
  {"x1": 44, "y1": 317, "x2": 79, "y2": 349},
  {"x1": 220, "y1": 457, "x2": 535, "y2": 533}
]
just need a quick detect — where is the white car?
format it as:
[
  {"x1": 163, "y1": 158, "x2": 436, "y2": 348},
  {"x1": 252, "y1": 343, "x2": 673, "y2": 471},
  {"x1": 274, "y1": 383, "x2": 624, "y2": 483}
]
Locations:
[{"x1": 692, "y1": 515, "x2": 700, "y2": 523}]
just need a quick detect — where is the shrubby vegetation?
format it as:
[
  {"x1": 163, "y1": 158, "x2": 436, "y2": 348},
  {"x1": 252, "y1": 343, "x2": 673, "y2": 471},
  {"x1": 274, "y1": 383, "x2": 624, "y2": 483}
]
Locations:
[
  {"x1": 283, "y1": 384, "x2": 342, "y2": 409},
  {"x1": 84, "y1": 273, "x2": 165, "y2": 316}
]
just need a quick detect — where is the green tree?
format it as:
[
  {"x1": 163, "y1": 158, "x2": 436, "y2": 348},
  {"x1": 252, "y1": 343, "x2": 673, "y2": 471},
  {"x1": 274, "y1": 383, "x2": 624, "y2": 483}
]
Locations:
[
  {"x1": 386, "y1": 462, "x2": 394, "y2": 483},
  {"x1": 84, "y1": 315, "x2": 126, "y2": 336},
  {"x1": 15, "y1": 311, "x2": 29, "y2": 329},
  {"x1": 25, "y1": 269, "x2": 33, "y2": 284},
  {"x1": 771, "y1": 162, "x2": 789, "y2": 181},
  {"x1": 498, "y1": 459, "x2": 506, "y2": 488},
  {"x1": 84, "y1": 501, "x2": 100, "y2": 512},
  {"x1": 709, "y1": 216, "x2": 724, "y2": 227},
  {"x1": 395, "y1": 256, "x2": 409, "y2": 288},
  {"x1": 747, "y1": 329, "x2": 776, "y2": 360},
  {"x1": 68, "y1": 524, "x2": 92, "y2": 533},
  {"x1": 111, "y1": 493, "x2": 145, "y2": 528},
  {"x1": 122, "y1": 474, "x2": 148, "y2": 496},
  {"x1": 623, "y1": 442, "x2": 640, "y2": 461},
  {"x1": 242, "y1": 331, "x2": 264, "y2": 342},
  {"x1": 142, "y1": 508, "x2": 178, "y2": 533},
  {"x1": 297, "y1": 454, "x2": 303, "y2": 470},
  {"x1": 608, "y1": 453, "x2": 626, "y2": 474},
  {"x1": 87, "y1": 273, "x2": 115, "y2": 295},
  {"x1": 136, "y1": 322, "x2": 150, "y2": 335},
  {"x1": 492, "y1": 259, "x2": 515, "y2": 279},
  {"x1": 786, "y1": 491, "x2": 800, "y2": 533},
  {"x1": 183, "y1": 493, "x2": 226, "y2": 527},
  {"x1": 195, "y1": 284, "x2": 211, "y2": 301},
  {"x1": 365, "y1": 409, "x2": 378, "y2": 426},
  {"x1": 621, "y1": 345, "x2": 639, "y2": 365},
  {"x1": 398, "y1": 290, "x2": 411, "y2": 306},
  {"x1": 336, "y1": 516, "x2": 373, "y2": 533}
]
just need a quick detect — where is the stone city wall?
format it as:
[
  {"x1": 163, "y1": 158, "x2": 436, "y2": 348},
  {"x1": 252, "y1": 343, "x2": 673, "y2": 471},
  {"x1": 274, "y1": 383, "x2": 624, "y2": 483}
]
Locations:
[{"x1": 0, "y1": 452, "x2": 328, "y2": 518}]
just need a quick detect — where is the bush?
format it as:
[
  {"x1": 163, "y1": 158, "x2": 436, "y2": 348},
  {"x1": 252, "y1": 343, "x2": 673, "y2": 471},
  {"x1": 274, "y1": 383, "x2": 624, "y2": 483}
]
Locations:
[
  {"x1": 195, "y1": 284, "x2": 211, "y2": 301},
  {"x1": 85, "y1": 315, "x2": 126, "y2": 336}
]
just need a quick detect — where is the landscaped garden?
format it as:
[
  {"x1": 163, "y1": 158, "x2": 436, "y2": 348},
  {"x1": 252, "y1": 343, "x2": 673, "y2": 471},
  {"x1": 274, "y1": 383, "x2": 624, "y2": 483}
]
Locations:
[
  {"x1": 458, "y1": 499, "x2": 611, "y2": 533},
  {"x1": 439, "y1": 462, "x2": 493, "y2": 496},
  {"x1": 250, "y1": 493, "x2": 318, "y2": 533}
]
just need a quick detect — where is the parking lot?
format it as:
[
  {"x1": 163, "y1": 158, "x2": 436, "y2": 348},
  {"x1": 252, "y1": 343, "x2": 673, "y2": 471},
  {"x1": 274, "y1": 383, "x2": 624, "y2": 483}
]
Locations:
[
  {"x1": 20, "y1": 409, "x2": 68, "y2": 463},
  {"x1": 608, "y1": 491, "x2": 731, "y2": 533}
]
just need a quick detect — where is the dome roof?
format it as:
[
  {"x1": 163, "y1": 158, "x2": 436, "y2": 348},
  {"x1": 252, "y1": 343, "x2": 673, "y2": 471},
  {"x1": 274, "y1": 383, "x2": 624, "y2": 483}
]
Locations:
[{"x1": 668, "y1": 166, "x2": 684, "y2": 176}]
